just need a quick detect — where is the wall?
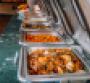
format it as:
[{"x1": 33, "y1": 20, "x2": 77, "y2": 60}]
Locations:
[{"x1": 0, "y1": 3, "x2": 16, "y2": 15}]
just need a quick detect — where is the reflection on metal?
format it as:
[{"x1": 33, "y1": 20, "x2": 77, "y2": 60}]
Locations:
[
  {"x1": 49, "y1": 0, "x2": 60, "y2": 22},
  {"x1": 73, "y1": 0, "x2": 90, "y2": 36},
  {"x1": 54, "y1": 0, "x2": 73, "y2": 35},
  {"x1": 72, "y1": 0, "x2": 86, "y2": 30},
  {"x1": 71, "y1": 0, "x2": 90, "y2": 54}
]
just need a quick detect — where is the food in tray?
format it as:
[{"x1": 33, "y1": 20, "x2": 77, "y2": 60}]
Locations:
[
  {"x1": 22, "y1": 23, "x2": 49, "y2": 29},
  {"x1": 27, "y1": 48, "x2": 84, "y2": 75},
  {"x1": 25, "y1": 34, "x2": 62, "y2": 42},
  {"x1": 31, "y1": 25, "x2": 49, "y2": 29}
]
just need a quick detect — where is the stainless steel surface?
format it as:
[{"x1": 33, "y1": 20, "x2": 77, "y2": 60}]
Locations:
[
  {"x1": 18, "y1": 48, "x2": 26, "y2": 82},
  {"x1": 20, "y1": 23, "x2": 53, "y2": 32},
  {"x1": 22, "y1": 45, "x2": 90, "y2": 82},
  {"x1": 19, "y1": 0, "x2": 90, "y2": 82},
  {"x1": 71, "y1": 0, "x2": 86, "y2": 30},
  {"x1": 20, "y1": 16, "x2": 54, "y2": 32},
  {"x1": 29, "y1": 17, "x2": 48, "y2": 22},
  {"x1": 23, "y1": 16, "x2": 53, "y2": 25},
  {"x1": 71, "y1": 0, "x2": 90, "y2": 54},
  {"x1": 51, "y1": 0, "x2": 73, "y2": 35},
  {"x1": 20, "y1": 21, "x2": 61, "y2": 32},
  {"x1": 39, "y1": 0, "x2": 50, "y2": 16},
  {"x1": 49, "y1": 0, "x2": 61, "y2": 23},
  {"x1": 41, "y1": 0, "x2": 59, "y2": 23}
]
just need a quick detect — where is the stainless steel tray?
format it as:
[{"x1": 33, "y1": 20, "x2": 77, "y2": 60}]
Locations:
[
  {"x1": 23, "y1": 45, "x2": 90, "y2": 82},
  {"x1": 24, "y1": 16, "x2": 52, "y2": 24},
  {"x1": 19, "y1": 31, "x2": 74, "y2": 46},
  {"x1": 18, "y1": 48, "x2": 26, "y2": 82},
  {"x1": 20, "y1": 15, "x2": 54, "y2": 32},
  {"x1": 20, "y1": 22, "x2": 54, "y2": 32}
]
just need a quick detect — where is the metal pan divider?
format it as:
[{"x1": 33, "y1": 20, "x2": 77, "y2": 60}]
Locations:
[{"x1": 18, "y1": 47, "x2": 26, "y2": 82}]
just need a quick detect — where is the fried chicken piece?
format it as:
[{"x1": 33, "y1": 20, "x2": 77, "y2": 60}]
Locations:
[
  {"x1": 60, "y1": 54, "x2": 72, "y2": 64},
  {"x1": 74, "y1": 60, "x2": 84, "y2": 72},
  {"x1": 66, "y1": 61, "x2": 75, "y2": 72}
]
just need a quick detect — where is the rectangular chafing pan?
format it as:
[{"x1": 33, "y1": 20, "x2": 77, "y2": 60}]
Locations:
[
  {"x1": 18, "y1": 48, "x2": 26, "y2": 82},
  {"x1": 20, "y1": 16, "x2": 54, "y2": 32},
  {"x1": 23, "y1": 45, "x2": 90, "y2": 82},
  {"x1": 20, "y1": 22, "x2": 54, "y2": 32},
  {"x1": 19, "y1": 31, "x2": 74, "y2": 46}
]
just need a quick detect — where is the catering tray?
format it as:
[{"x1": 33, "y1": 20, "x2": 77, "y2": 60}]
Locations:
[
  {"x1": 19, "y1": 31, "x2": 74, "y2": 46},
  {"x1": 24, "y1": 16, "x2": 52, "y2": 24},
  {"x1": 20, "y1": 22, "x2": 54, "y2": 32},
  {"x1": 22, "y1": 45, "x2": 90, "y2": 82},
  {"x1": 24, "y1": 45, "x2": 90, "y2": 80},
  {"x1": 18, "y1": 48, "x2": 26, "y2": 82},
  {"x1": 20, "y1": 16, "x2": 54, "y2": 32}
]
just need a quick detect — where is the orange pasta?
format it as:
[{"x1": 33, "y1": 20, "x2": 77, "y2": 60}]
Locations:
[{"x1": 25, "y1": 34, "x2": 62, "y2": 42}]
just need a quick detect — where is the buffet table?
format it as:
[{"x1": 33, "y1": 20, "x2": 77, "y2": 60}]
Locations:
[{"x1": 0, "y1": 8, "x2": 89, "y2": 82}]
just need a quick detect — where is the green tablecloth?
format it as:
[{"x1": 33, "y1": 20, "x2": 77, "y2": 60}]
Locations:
[{"x1": 0, "y1": 15, "x2": 21, "y2": 83}]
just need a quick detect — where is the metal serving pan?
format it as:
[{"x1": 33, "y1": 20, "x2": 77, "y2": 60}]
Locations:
[
  {"x1": 20, "y1": 16, "x2": 54, "y2": 32},
  {"x1": 19, "y1": 31, "x2": 74, "y2": 46},
  {"x1": 18, "y1": 48, "x2": 27, "y2": 82},
  {"x1": 25, "y1": 16, "x2": 52, "y2": 24},
  {"x1": 23, "y1": 45, "x2": 90, "y2": 82},
  {"x1": 20, "y1": 22, "x2": 54, "y2": 32}
]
